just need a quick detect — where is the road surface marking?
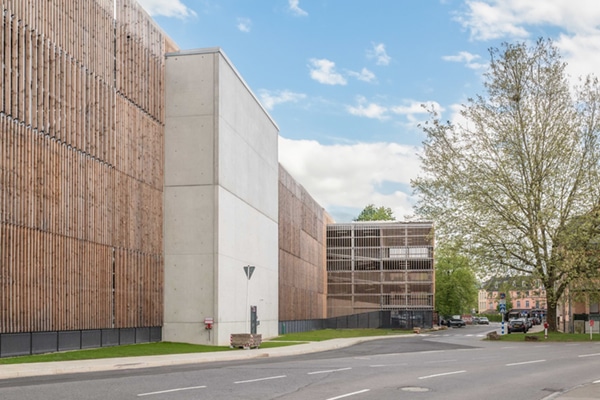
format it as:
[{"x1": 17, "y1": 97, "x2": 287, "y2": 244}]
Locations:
[
  {"x1": 506, "y1": 360, "x2": 546, "y2": 366},
  {"x1": 308, "y1": 367, "x2": 352, "y2": 375},
  {"x1": 326, "y1": 389, "x2": 370, "y2": 400},
  {"x1": 369, "y1": 363, "x2": 408, "y2": 368},
  {"x1": 418, "y1": 370, "x2": 466, "y2": 379},
  {"x1": 424, "y1": 359, "x2": 457, "y2": 364},
  {"x1": 234, "y1": 375, "x2": 286, "y2": 384},
  {"x1": 578, "y1": 353, "x2": 600, "y2": 358},
  {"x1": 137, "y1": 386, "x2": 206, "y2": 396}
]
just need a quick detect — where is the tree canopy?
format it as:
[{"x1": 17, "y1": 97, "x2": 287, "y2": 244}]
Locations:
[
  {"x1": 354, "y1": 204, "x2": 395, "y2": 221},
  {"x1": 412, "y1": 39, "x2": 600, "y2": 331},
  {"x1": 435, "y1": 245, "x2": 478, "y2": 317}
]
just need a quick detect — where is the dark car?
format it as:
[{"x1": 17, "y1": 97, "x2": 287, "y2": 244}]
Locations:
[
  {"x1": 443, "y1": 317, "x2": 466, "y2": 328},
  {"x1": 508, "y1": 318, "x2": 528, "y2": 333}
]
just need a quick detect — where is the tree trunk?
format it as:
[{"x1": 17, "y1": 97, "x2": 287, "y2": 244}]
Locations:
[{"x1": 546, "y1": 303, "x2": 557, "y2": 331}]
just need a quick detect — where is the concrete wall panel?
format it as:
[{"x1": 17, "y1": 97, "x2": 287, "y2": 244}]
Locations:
[
  {"x1": 165, "y1": 115, "x2": 215, "y2": 186},
  {"x1": 164, "y1": 185, "x2": 215, "y2": 255},
  {"x1": 164, "y1": 52, "x2": 216, "y2": 118},
  {"x1": 164, "y1": 49, "x2": 279, "y2": 346}
]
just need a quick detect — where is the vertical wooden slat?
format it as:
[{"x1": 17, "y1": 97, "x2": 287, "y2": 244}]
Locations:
[{"x1": 2, "y1": 0, "x2": 166, "y2": 339}]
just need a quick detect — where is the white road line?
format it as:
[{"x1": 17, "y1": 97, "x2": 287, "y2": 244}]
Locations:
[
  {"x1": 308, "y1": 367, "x2": 352, "y2": 375},
  {"x1": 506, "y1": 359, "x2": 546, "y2": 366},
  {"x1": 326, "y1": 389, "x2": 370, "y2": 400},
  {"x1": 418, "y1": 370, "x2": 466, "y2": 379},
  {"x1": 234, "y1": 375, "x2": 287, "y2": 384},
  {"x1": 578, "y1": 353, "x2": 600, "y2": 358},
  {"x1": 369, "y1": 363, "x2": 408, "y2": 368},
  {"x1": 424, "y1": 359, "x2": 458, "y2": 364},
  {"x1": 137, "y1": 386, "x2": 207, "y2": 396}
]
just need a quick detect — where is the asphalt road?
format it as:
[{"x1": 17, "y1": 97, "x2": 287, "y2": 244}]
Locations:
[{"x1": 1, "y1": 324, "x2": 600, "y2": 400}]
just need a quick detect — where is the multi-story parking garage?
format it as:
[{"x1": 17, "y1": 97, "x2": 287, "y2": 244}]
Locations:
[{"x1": 326, "y1": 222, "x2": 435, "y2": 326}]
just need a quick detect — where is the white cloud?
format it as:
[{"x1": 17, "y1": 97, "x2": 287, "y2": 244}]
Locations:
[
  {"x1": 288, "y1": 0, "x2": 308, "y2": 17},
  {"x1": 390, "y1": 100, "x2": 443, "y2": 116},
  {"x1": 237, "y1": 17, "x2": 252, "y2": 33},
  {"x1": 308, "y1": 59, "x2": 347, "y2": 85},
  {"x1": 442, "y1": 51, "x2": 487, "y2": 70},
  {"x1": 279, "y1": 137, "x2": 422, "y2": 222},
  {"x1": 347, "y1": 96, "x2": 389, "y2": 120},
  {"x1": 346, "y1": 98, "x2": 443, "y2": 124},
  {"x1": 368, "y1": 43, "x2": 391, "y2": 66},
  {"x1": 556, "y1": 33, "x2": 600, "y2": 80},
  {"x1": 455, "y1": 1, "x2": 600, "y2": 82},
  {"x1": 137, "y1": 0, "x2": 196, "y2": 19},
  {"x1": 458, "y1": 0, "x2": 600, "y2": 41},
  {"x1": 258, "y1": 89, "x2": 307, "y2": 111},
  {"x1": 347, "y1": 67, "x2": 376, "y2": 83}
]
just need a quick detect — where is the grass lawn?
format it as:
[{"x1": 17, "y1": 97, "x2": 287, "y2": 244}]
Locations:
[
  {"x1": 0, "y1": 328, "x2": 410, "y2": 365},
  {"x1": 6, "y1": 327, "x2": 593, "y2": 364}
]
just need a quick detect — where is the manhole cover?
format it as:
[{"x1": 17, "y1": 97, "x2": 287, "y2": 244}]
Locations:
[{"x1": 400, "y1": 386, "x2": 430, "y2": 392}]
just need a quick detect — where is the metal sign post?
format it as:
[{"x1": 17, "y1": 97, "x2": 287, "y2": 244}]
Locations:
[
  {"x1": 499, "y1": 295, "x2": 506, "y2": 334},
  {"x1": 244, "y1": 265, "x2": 255, "y2": 333}
]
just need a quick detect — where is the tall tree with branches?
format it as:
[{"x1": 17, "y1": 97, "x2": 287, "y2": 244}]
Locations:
[{"x1": 412, "y1": 39, "x2": 600, "y2": 331}]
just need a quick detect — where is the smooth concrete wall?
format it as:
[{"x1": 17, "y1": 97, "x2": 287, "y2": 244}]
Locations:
[{"x1": 164, "y1": 48, "x2": 279, "y2": 345}]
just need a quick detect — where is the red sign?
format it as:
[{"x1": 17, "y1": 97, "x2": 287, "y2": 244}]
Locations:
[{"x1": 590, "y1": 320, "x2": 595, "y2": 327}]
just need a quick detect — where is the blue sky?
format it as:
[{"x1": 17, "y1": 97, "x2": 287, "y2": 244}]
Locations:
[{"x1": 138, "y1": 0, "x2": 600, "y2": 222}]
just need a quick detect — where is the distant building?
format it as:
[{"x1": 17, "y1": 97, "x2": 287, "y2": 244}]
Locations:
[
  {"x1": 478, "y1": 276, "x2": 546, "y2": 314},
  {"x1": 326, "y1": 222, "x2": 435, "y2": 326}
]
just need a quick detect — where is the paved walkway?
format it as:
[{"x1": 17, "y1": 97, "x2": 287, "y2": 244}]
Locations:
[{"x1": 0, "y1": 331, "x2": 598, "y2": 399}]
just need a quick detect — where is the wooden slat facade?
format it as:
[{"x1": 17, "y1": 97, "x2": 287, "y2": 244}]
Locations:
[
  {"x1": 278, "y1": 166, "x2": 331, "y2": 321},
  {"x1": 0, "y1": 0, "x2": 174, "y2": 334}
]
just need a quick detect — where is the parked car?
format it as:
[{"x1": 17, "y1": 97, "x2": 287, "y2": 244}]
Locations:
[
  {"x1": 442, "y1": 316, "x2": 466, "y2": 328},
  {"x1": 525, "y1": 318, "x2": 534, "y2": 329},
  {"x1": 507, "y1": 318, "x2": 528, "y2": 333},
  {"x1": 477, "y1": 316, "x2": 490, "y2": 325}
]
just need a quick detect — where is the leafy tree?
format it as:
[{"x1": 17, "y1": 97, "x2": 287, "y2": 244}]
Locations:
[
  {"x1": 412, "y1": 39, "x2": 600, "y2": 331},
  {"x1": 435, "y1": 245, "x2": 478, "y2": 317},
  {"x1": 354, "y1": 204, "x2": 395, "y2": 221},
  {"x1": 555, "y1": 206, "x2": 600, "y2": 304}
]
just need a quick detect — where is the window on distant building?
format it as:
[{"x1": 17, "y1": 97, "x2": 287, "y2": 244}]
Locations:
[
  {"x1": 517, "y1": 301, "x2": 521, "y2": 308},
  {"x1": 526, "y1": 300, "x2": 530, "y2": 308},
  {"x1": 591, "y1": 303, "x2": 600, "y2": 314}
]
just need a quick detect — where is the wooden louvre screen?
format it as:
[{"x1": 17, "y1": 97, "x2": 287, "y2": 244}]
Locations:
[{"x1": 0, "y1": 0, "x2": 169, "y2": 334}]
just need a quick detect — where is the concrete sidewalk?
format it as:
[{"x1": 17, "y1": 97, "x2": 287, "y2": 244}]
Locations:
[
  {"x1": 545, "y1": 382, "x2": 600, "y2": 400},
  {"x1": 0, "y1": 336, "x2": 386, "y2": 380}
]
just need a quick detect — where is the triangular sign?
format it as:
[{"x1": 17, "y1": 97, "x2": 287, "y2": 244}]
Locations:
[{"x1": 244, "y1": 265, "x2": 255, "y2": 280}]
